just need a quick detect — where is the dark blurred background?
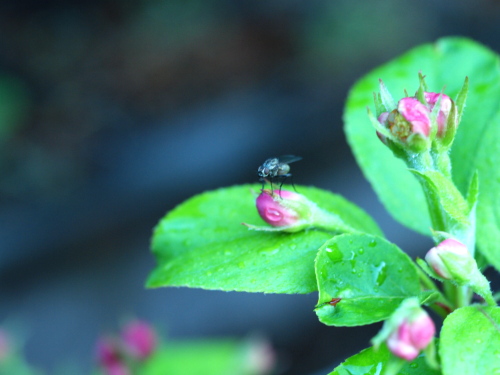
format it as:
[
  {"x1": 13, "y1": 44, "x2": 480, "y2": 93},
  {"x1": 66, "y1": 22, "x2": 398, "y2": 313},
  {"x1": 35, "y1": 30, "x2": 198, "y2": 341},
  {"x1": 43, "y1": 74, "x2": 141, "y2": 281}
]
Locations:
[{"x1": 0, "y1": 0, "x2": 499, "y2": 374}]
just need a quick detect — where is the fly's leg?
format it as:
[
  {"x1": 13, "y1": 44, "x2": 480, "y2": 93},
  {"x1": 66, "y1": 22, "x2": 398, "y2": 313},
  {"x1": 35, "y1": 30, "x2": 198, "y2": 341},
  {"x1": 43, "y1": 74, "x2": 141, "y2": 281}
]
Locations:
[
  {"x1": 260, "y1": 177, "x2": 275, "y2": 195},
  {"x1": 277, "y1": 174, "x2": 293, "y2": 198}
]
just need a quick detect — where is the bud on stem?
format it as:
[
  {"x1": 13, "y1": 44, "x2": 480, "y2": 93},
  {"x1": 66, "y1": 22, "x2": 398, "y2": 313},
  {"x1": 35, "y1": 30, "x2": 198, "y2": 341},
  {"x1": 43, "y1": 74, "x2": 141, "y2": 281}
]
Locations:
[
  {"x1": 370, "y1": 74, "x2": 467, "y2": 161},
  {"x1": 423, "y1": 238, "x2": 495, "y2": 306},
  {"x1": 243, "y1": 189, "x2": 356, "y2": 234}
]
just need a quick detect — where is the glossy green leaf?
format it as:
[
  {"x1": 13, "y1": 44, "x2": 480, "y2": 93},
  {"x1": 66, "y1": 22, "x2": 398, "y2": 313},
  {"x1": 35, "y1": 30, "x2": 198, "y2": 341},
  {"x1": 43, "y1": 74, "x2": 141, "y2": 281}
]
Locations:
[
  {"x1": 315, "y1": 234, "x2": 420, "y2": 326},
  {"x1": 147, "y1": 185, "x2": 382, "y2": 294},
  {"x1": 440, "y1": 305, "x2": 500, "y2": 375},
  {"x1": 344, "y1": 37, "x2": 500, "y2": 270},
  {"x1": 329, "y1": 344, "x2": 440, "y2": 375}
]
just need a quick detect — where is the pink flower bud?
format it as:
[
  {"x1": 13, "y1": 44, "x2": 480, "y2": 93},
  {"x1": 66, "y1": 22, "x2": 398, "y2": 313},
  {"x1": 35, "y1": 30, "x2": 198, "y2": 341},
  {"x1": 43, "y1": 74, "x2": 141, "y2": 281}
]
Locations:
[
  {"x1": 121, "y1": 320, "x2": 157, "y2": 360},
  {"x1": 256, "y1": 190, "x2": 301, "y2": 227},
  {"x1": 425, "y1": 239, "x2": 470, "y2": 279},
  {"x1": 424, "y1": 92, "x2": 452, "y2": 137},
  {"x1": 376, "y1": 100, "x2": 431, "y2": 152},
  {"x1": 397, "y1": 97, "x2": 431, "y2": 137},
  {"x1": 386, "y1": 312, "x2": 435, "y2": 361}
]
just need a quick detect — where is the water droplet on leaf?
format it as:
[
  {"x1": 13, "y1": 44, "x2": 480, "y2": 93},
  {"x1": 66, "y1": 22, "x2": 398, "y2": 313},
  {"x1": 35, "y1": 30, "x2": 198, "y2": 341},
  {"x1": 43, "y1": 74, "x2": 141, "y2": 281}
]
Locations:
[
  {"x1": 326, "y1": 244, "x2": 343, "y2": 263},
  {"x1": 374, "y1": 262, "x2": 388, "y2": 286}
]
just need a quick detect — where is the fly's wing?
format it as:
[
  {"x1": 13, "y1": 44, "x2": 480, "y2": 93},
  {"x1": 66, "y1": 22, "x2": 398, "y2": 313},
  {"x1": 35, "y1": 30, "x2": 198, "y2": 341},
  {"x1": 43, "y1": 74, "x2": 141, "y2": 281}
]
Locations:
[{"x1": 277, "y1": 155, "x2": 302, "y2": 164}]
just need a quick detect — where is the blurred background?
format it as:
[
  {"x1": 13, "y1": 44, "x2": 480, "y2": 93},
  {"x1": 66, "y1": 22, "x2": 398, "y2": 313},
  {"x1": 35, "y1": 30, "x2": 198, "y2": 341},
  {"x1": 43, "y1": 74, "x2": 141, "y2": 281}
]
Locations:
[{"x1": 0, "y1": 0, "x2": 499, "y2": 373}]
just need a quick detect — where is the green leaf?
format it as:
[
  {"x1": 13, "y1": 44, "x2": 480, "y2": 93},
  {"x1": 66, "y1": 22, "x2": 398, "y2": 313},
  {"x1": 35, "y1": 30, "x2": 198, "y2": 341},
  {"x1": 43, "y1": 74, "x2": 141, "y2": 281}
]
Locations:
[
  {"x1": 440, "y1": 305, "x2": 500, "y2": 375},
  {"x1": 329, "y1": 344, "x2": 441, "y2": 375},
  {"x1": 315, "y1": 234, "x2": 421, "y2": 326},
  {"x1": 470, "y1": 109, "x2": 500, "y2": 272},
  {"x1": 147, "y1": 185, "x2": 382, "y2": 294},
  {"x1": 344, "y1": 37, "x2": 500, "y2": 270}
]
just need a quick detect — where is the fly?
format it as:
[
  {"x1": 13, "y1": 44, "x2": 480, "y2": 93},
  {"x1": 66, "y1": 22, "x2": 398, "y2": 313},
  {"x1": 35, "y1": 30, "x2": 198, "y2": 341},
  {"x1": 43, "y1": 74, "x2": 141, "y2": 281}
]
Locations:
[{"x1": 257, "y1": 155, "x2": 302, "y2": 195}]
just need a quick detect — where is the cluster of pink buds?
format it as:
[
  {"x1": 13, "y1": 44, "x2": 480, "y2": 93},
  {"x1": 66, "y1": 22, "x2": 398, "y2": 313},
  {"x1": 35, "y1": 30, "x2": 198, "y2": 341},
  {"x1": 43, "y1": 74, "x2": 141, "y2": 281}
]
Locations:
[
  {"x1": 371, "y1": 74, "x2": 467, "y2": 154},
  {"x1": 96, "y1": 320, "x2": 157, "y2": 375}
]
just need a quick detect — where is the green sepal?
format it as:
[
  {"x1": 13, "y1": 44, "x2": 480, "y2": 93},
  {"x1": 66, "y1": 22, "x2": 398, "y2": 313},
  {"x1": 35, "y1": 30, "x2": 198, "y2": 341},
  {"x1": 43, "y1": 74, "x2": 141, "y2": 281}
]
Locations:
[
  {"x1": 455, "y1": 76, "x2": 469, "y2": 125},
  {"x1": 378, "y1": 79, "x2": 397, "y2": 111},
  {"x1": 418, "y1": 290, "x2": 440, "y2": 306},
  {"x1": 373, "y1": 92, "x2": 386, "y2": 116},
  {"x1": 436, "y1": 98, "x2": 458, "y2": 150},
  {"x1": 465, "y1": 170, "x2": 479, "y2": 215},
  {"x1": 367, "y1": 107, "x2": 391, "y2": 139},
  {"x1": 415, "y1": 73, "x2": 427, "y2": 105}
]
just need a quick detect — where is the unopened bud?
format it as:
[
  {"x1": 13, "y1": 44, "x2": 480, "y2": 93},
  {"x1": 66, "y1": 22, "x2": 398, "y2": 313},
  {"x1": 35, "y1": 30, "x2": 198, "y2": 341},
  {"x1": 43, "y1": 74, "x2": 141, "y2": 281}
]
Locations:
[
  {"x1": 256, "y1": 190, "x2": 303, "y2": 228},
  {"x1": 425, "y1": 239, "x2": 473, "y2": 280},
  {"x1": 424, "y1": 92, "x2": 452, "y2": 136},
  {"x1": 372, "y1": 298, "x2": 435, "y2": 362},
  {"x1": 424, "y1": 92, "x2": 458, "y2": 148},
  {"x1": 422, "y1": 238, "x2": 495, "y2": 305},
  {"x1": 376, "y1": 98, "x2": 431, "y2": 152},
  {"x1": 386, "y1": 311, "x2": 435, "y2": 361},
  {"x1": 398, "y1": 97, "x2": 431, "y2": 138},
  {"x1": 244, "y1": 189, "x2": 356, "y2": 233}
]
